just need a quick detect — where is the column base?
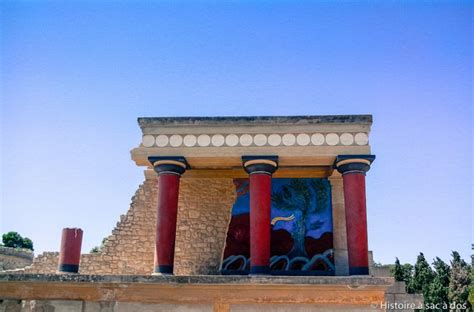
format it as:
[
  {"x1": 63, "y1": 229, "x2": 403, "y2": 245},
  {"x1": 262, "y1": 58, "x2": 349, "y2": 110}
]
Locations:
[
  {"x1": 250, "y1": 266, "x2": 270, "y2": 275},
  {"x1": 152, "y1": 272, "x2": 173, "y2": 276},
  {"x1": 349, "y1": 266, "x2": 369, "y2": 275},
  {"x1": 154, "y1": 265, "x2": 174, "y2": 275},
  {"x1": 57, "y1": 264, "x2": 79, "y2": 273}
]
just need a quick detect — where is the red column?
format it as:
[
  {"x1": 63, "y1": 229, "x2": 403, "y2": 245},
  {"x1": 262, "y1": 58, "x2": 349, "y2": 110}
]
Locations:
[
  {"x1": 243, "y1": 156, "x2": 278, "y2": 275},
  {"x1": 155, "y1": 173, "x2": 181, "y2": 274},
  {"x1": 342, "y1": 172, "x2": 369, "y2": 275},
  {"x1": 335, "y1": 155, "x2": 375, "y2": 275},
  {"x1": 149, "y1": 157, "x2": 187, "y2": 275},
  {"x1": 249, "y1": 173, "x2": 272, "y2": 274},
  {"x1": 58, "y1": 228, "x2": 83, "y2": 273}
]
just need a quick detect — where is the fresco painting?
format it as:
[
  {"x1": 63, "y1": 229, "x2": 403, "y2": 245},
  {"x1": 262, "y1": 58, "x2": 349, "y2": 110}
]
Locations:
[{"x1": 222, "y1": 178, "x2": 335, "y2": 275}]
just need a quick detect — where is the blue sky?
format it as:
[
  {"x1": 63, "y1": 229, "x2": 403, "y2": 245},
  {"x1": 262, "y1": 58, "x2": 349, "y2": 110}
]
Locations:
[{"x1": 1, "y1": 1, "x2": 472, "y2": 265}]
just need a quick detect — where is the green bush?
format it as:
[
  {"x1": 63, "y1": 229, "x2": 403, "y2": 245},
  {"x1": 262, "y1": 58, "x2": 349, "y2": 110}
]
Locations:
[{"x1": 2, "y1": 231, "x2": 34, "y2": 250}]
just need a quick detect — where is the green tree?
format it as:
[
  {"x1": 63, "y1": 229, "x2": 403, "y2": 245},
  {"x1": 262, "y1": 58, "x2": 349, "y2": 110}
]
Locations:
[
  {"x1": 393, "y1": 258, "x2": 404, "y2": 281},
  {"x1": 425, "y1": 257, "x2": 451, "y2": 310},
  {"x1": 2, "y1": 231, "x2": 34, "y2": 250},
  {"x1": 271, "y1": 179, "x2": 329, "y2": 257},
  {"x1": 449, "y1": 251, "x2": 471, "y2": 310},
  {"x1": 2, "y1": 232, "x2": 22, "y2": 248},
  {"x1": 391, "y1": 258, "x2": 414, "y2": 293},
  {"x1": 409, "y1": 253, "x2": 435, "y2": 299},
  {"x1": 90, "y1": 246, "x2": 100, "y2": 253},
  {"x1": 21, "y1": 237, "x2": 34, "y2": 250},
  {"x1": 90, "y1": 237, "x2": 107, "y2": 254},
  {"x1": 469, "y1": 264, "x2": 473, "y2": 307},
  {"x1": 470, "y1": 245, "x2": 474, "y2": 307}
]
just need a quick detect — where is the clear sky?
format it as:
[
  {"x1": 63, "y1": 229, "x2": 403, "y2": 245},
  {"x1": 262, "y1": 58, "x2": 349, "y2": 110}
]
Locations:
[{"x1": 1, "y1": 1, "x2": 472, "y2": 266}]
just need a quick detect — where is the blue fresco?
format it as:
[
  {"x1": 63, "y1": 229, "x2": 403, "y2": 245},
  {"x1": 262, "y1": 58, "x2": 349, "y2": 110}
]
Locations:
[{"x1": 222, "y1": 178, "x2": 335, "y2": 274}]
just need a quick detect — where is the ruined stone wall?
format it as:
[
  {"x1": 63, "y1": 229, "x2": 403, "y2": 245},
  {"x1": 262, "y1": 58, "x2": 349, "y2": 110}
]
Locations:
[
  {"x1": 80, "y1": 178, "x2": 158, "y2": 274},
  {"x1": 13, "y1": 175, "x2": 235, "y2": 275},
  {"x1": 0, "y1": 247, "x2": 33, "y2": 271},
  {"x1": 19, "y1": 252, "x2": 58, "y2": 274}
]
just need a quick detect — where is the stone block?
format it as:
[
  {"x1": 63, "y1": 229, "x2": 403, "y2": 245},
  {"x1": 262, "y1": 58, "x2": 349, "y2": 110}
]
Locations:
[
  {"x1": 83, "y1": 301, "x2": 114, "y2": 312},
  {"x1": 21, "y1": 300, "x2": 82, "y2": 312},
  {"x1": 0, "y1": 299, "x2": 22, "y2": 312},
  {"x1": 114, "y1": 302, "x2": 213, "y2": 312}
]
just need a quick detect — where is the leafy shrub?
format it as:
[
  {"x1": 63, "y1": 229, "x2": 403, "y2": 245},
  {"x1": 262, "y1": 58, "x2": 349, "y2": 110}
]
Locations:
[{"x1": 2, "y1": 231, "x2": 34, "y2": 250}]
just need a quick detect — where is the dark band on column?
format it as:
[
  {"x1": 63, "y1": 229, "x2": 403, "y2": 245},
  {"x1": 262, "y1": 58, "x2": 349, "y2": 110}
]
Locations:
[
  {"x1": 242, "y1": 155, "x2": 279, "y2": 175},
  {"x1": 148, "y1": 156, "x2": 189, "y2": 175},
  {"x1": 334, "y1": 155, "x2": 375, "y2": 175},
  {"x1": 349, "y1": 266, "x2": 369, "y2": 275},
  {"x1": 250, "y1": 266, "x2": 270, "y2": 274},
  {"x1": 155, "y1": 265, "x2": 173, "y2": 274},
  {"x1": 58, "y1": 264, "x2": 79, "y2": 273}
]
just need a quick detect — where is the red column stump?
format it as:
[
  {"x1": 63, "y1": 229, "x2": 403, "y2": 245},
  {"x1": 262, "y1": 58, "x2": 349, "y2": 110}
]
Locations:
[{"x1": 58, "y1": 228, "x2": 83, "y2": 273}]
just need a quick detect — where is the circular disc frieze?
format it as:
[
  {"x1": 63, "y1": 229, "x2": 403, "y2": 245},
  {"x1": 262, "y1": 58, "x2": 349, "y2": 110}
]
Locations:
[
  {"x1": 197, "y1": 134, "x2": 211, "y2": 147},
  {"x1": 253, "y1": 134, "x2": 267, "y2": 146},
  {"x1": 155, "y1": 135, "x2": 169, "y2": 147},
  {"x1": 183, "y1": 135, "x2": 197, "y2": 147},
  {"x1": 340, "y1": 133, "x2": 354, "y2": 145},
  {"x1": 142, "y1": 135, "x2": 155, "y2": 147},
  {"x1": 240, "y1": 134, "x2": 253, "y2": 146},
  {"x1": 296, "y1": 133, "x2": 310, "y2": 146},
  {"x1": 268, "y1": 134, "x2": 282, "y2": 146},
  {"x1": 311, "y1": 133, "x2": 325, "y2": 145},
  {"x1": 150, "y1": 131, "x2": 363, "y2": 148},
  {"x1": 225, "y1": 134, "x2": 239, "y2": 147},
  {"x1": 355, "y1": 133, "x2": 369, "y2": 145},
  {"x1": 169, "y1": 135, "x2": 183, "y2": 147},
  {"x1": 211, "y1": 134, "x2": 225, "y2": 147},
  {"x1": 282, "y1": 134, "x2": 296, "y2": 146},
  {"x1": 325, "y1": 133, "x2": 339, "y2": 146}
]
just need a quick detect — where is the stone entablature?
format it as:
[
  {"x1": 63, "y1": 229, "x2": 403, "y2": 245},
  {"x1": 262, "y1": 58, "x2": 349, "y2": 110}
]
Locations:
[{"x1": 131, "y1": 115, "x2": 372, "y2": 169}]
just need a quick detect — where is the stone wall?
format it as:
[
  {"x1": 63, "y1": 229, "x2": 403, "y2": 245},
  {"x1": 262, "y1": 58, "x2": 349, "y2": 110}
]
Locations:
[
  {"x1": 174, "y1": 178, "x2": 235, "y2": 275},
  {"x1": 12, "y1": 175, "x2": 236, "y2": 275},
  {"x1": 0, "y1": 247, "x2": 33, "y2": 271},
  {"x1": 0, "y1": 274, "x2": 412, "y2": 312}
]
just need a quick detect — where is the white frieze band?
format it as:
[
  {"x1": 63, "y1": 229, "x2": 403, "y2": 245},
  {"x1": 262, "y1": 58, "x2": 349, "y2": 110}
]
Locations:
[{"x1": 142, "y1": 132, "x2": 369, "y2": 148}]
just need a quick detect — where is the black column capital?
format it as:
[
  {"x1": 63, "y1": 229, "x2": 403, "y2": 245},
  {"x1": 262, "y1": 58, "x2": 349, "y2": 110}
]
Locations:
[
  {"x1": 335, "y1": 155, "x2": 375, "y2": 175},
  {"x1": 148, "y1": 156, "x2": 189, "y2": 175},
  {"x1": 242, "y1": 155, "x2": 279, "y2": 175}
]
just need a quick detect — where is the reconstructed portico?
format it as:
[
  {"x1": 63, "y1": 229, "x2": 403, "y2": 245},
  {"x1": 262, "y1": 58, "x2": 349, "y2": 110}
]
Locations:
[
  {"x1": 1, "y1": 114, "x2": 426, "y2": 312},
  {"x1": 132, "y1": 115, "x2": 375, "y2": 276}
]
